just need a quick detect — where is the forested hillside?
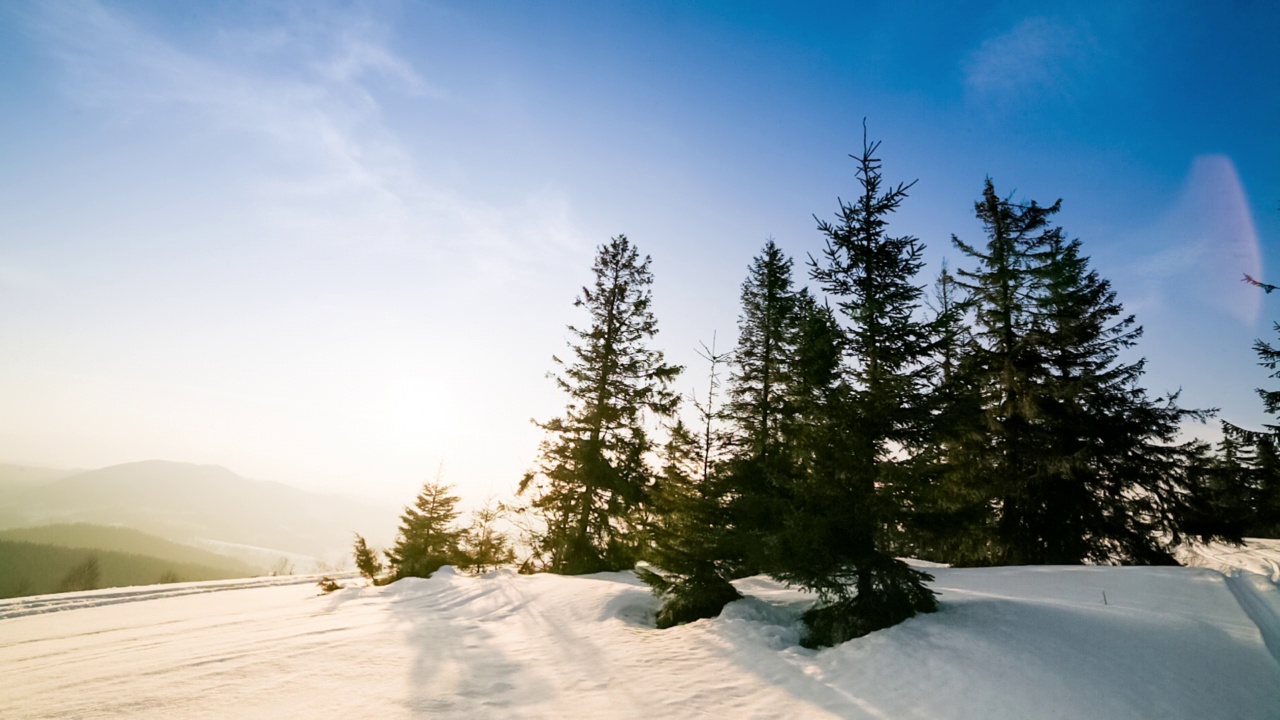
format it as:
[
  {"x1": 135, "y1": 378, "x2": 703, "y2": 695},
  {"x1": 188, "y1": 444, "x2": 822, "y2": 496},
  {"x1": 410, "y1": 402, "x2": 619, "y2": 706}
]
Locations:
[
  {"x1": 0, "y1": 523, "x2": 253, "y2": 574},
  {"x1": 0, "y1": 540, "x2": 249, "y2": 599}
]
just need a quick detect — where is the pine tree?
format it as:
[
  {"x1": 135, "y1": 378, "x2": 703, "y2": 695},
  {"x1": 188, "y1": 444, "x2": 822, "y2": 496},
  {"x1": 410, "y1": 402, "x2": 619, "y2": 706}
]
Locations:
[
  {"x1": 386, "y1": 480, "x2": 464, "y2": 579},
  {"x1": 926, "y1": 262, "x2": 971, "y2": 389},
  {"x1": 784, "y1": 130, "x2": 939, "y2": 646},
  {"x1": 519, "y1": 235, "x2": 682, "y2": 574},
  {"x1": 1035, "y1": 232, "x2": 1220, "y2": 562},
  {"x1": 941, "y1": 179, "x2": 1059, "y2": 564},
  {"x1": 1218, "y1": 324, "x2": 1280, "y2": 538},
  {"x1": 352, "y1": 533, "x2": 384, "y2": 583},
  {"x1": 721, "y1": 241, "x2": 806, "y2": 577},
  {"x1": 459, "y1": 502, "x2": 517, "y2": 573},
  {"x1": 1251, "y1": 436, "x2": 1280, "y2": 537},
  {"x1": 639, "y1": 420, "x2": 741, "y2": 628},
  {"x1": 1244, "y1": 329, "x2": 1280, "y2": 536},
  {"x1": 727, "y1": 240, "x2": 804, "y2": 460},
  {"x1": 1191, "y1": 429, "x2": 1254, "y2": 540},
  {"x1": 896, "y1": 262, "x2": 979, "y2": 561},
  {"x1": 691, "y1": 336, "x2": 732, "y2": 486},
  {"x1": 946, "y1": 180, "x2": 1227, "y2": 564}
]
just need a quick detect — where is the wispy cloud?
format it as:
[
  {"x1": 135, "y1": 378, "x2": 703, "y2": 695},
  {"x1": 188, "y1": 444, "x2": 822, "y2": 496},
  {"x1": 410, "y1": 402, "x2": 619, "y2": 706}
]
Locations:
[
  {"x1": 24, "y1": 0, "x2": 584, "y2": 278},
  {"x1": 963, "y1": 16, "x2": 1097, "y2": 107}
]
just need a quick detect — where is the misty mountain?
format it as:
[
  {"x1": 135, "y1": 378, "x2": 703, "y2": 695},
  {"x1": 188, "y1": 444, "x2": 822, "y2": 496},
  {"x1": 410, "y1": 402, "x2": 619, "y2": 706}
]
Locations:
[
  {"x1": 0, "y1": 463, "x2": 82, "y2": 490},
  {"x1": 1, "y1": 461, "x2": 399, "y2": 560},
  {"x1": 0, "y1": 464, "x2": 83, "y2": 528}
]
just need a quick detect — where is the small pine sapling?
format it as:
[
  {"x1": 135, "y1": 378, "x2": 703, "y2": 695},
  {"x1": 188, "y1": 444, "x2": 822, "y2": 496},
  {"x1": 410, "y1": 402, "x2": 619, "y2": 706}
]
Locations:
[
  {"x1": 459, "y1": 502, "x2": 517, "y2": 574},
  {"x1": 353, "y1": 533, "x2": 385, "y2": 584}
]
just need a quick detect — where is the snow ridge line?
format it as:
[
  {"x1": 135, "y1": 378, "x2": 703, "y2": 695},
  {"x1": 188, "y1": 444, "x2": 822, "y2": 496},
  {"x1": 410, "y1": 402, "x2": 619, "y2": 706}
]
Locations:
[
  {"x1": 1224, "y1": 570, "x2": 1280, "y2": 668},
  {"x1": 0, "y1": 574, "x2": 351, "y2": 621}
]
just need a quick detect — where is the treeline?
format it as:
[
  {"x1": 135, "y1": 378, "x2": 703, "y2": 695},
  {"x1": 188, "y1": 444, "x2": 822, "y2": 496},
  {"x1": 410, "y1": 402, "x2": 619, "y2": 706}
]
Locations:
[
  {"x1": 357, "y1": 132, "x2": 1276, "y2": 648},
  {"x1": 510, "y1": 132, "x2": 1269, "y2": 647},
  {"x1": 0, "y1": 540, "x2": 247, "y2": 598},
  {"x1": 0, "y1": 523, "x2": 254, "y2": 575}
]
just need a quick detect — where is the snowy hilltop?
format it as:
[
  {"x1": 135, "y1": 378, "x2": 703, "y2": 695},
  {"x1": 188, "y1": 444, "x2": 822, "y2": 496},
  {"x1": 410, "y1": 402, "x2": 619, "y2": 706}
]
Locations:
[{"x1": 2, "y1": 561, "x2": 1278, "y2": 719}]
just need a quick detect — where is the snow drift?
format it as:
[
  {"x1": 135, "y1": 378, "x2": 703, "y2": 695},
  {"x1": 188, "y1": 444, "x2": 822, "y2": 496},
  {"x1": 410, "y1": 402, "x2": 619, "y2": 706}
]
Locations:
[{"x1": 2, "y1": 564, "x2": 1278, "y2": 719}]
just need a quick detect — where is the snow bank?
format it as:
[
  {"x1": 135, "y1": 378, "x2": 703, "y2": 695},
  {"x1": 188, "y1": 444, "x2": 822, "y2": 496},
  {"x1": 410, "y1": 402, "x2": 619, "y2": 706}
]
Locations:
[{"x1": 1, "y1": 565, "x2": 1276, "y2": 719}]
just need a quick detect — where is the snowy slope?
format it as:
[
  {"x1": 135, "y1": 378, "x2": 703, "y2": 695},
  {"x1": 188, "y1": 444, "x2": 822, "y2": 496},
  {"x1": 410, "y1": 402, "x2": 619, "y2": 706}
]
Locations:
[
  {"x1": 2, "y1": 566, "x2": 1278, "y2": 719},
  {"x1": 1179, "y1": 537, "x2": 1280, "y2": 582}
]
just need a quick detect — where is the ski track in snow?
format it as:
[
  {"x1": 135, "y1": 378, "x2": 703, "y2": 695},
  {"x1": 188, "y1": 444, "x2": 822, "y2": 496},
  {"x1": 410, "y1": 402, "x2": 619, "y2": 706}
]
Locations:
[
  {"x1": 2, "y1": 564, "x2": 1280, "y2": 718},
  {"x1": 1225, "y1": 570, "x2": 1280, "y2": 668},
  {"x1": 0, "y1": 574, "x2": 356, "y2": 621}
]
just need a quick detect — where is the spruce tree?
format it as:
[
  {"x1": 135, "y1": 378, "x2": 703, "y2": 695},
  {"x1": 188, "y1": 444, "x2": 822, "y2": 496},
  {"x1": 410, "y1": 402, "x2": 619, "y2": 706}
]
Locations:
[
  {"x1": 385, "y1": 480, "x2": 464, "y2": 579},
  {"x1": 352, "y1": 533, "x2": 384, "y2": 583},
  {"x1": 727, "y1": 240, "x2": 804, "y2": 460},
  {"x1": 1244, "y1": 329, "x2": 1280, "y2": 536},
  {"x1": 519, "y1": 235, "x2": 682, "y2": 574},
  {"x1": 946, "y1": 180, "x2": 1226, "y2": 564},
  {"x1": 1189, "y1": 429, "x2": 1253, "y2": 541},
  {"x1": 639, "y1": 419, "x2": 741, "y2": 628},
  {"x1": 941, "y1": 179, "x2": 1059, "y2": 564},
  {"x1": 1034, "y1": 232, "x2": 1219, "y2": 562},
  {"x1": 722, "y1": 240, "x2": 807, "y2": 575},
  {"x1": 1218, "y1": 323, "x2": 1280, "y2": 538},
  {"x1": 783, "y1": 131, "x2": 939, "y2": 646},
  {"x1": 459, "y1": 503, "x2": 517, "y2": 573}
]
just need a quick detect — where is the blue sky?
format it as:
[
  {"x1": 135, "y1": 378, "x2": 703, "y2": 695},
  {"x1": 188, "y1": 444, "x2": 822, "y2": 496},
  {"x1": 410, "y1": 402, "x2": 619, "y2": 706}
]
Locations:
[{"x1": 0, "y1": 0, "x2": 1276, "y2": 504}]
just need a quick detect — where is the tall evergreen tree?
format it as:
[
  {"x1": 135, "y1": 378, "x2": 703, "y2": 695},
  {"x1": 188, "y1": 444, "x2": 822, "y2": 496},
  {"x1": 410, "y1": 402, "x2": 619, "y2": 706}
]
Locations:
[
  {"x1": 727, "y1": 240, "x2": 804, "y2": 460},
  {"x1": 1035, "y1": 232, "x2": 1219, "y2": 562},
  {"x1": 519, "y1": 235, "x2": 682, "y2": 574},
  {"x1": 945, "y1": 180, "x2": 1227, "y2": 565},
  {"x1": 783, "y1": 131, "x2": 939, "y2": 646},
  {"x1": 386, "y1": 480, "x2": 464, "y2": 579},
  {"x1": 722, "y1": 241, "x2": 807, "y2": 576},
  {"x1": 926, "y1": 262, "x2": 971, "y2": 389},
  {"x1": 940, "y1": 179, "x2": 1059, "y2": 564}
]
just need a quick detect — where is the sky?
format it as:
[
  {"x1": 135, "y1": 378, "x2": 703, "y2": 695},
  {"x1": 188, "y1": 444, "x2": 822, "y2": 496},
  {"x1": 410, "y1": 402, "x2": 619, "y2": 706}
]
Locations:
[{"x1": 0, "y1": 0, "x2": 1277, "y2": 506}]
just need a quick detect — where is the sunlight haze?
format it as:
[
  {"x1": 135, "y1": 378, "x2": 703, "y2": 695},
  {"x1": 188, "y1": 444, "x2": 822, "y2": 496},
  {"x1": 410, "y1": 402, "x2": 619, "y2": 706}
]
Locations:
[{"x1": 1, "y1": 0, "x2": 1276, "y2": 506}]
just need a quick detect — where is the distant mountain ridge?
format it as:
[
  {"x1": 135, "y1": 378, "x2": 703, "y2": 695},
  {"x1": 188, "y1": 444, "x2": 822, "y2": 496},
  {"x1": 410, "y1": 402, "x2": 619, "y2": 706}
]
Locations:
[
  {"x1": 0, "y1": 460, "x2": 399, "y2": 561},
  {"x1": 0, "y1": 463, "x2": 81, "y2": 489}
]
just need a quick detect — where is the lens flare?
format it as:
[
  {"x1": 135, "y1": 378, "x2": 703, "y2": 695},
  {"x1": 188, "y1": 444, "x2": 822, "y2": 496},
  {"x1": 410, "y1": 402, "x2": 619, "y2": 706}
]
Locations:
[{"x1": 1174, "y1": 155, "x2": 1263, "y2": 324}]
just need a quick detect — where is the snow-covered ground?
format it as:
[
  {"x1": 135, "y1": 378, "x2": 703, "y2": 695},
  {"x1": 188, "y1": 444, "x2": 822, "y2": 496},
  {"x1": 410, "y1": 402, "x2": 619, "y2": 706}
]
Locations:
[
  {"x1": 2, "y1": 561, "x2": 1278, "y2": 719},
  {"x1": 1179, "y1": 537, "x2": 1280, "y2": 582}
]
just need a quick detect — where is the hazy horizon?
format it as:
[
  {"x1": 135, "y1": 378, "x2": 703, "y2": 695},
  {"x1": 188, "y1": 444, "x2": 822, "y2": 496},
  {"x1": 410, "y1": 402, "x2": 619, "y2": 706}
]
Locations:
[{"x1": 1, "y1": 1, "x2": 1277, "y2": 506}]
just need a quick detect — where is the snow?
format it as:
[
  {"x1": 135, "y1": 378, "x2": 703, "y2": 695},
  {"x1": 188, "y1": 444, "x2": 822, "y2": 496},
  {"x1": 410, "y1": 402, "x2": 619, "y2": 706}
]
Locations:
[
  {"x1": 2, "y1": 564, "x2": 1278, "y2": 719},
  {"x1": 1179, "y1": 537, "x2": 1280, "y2": 582}
]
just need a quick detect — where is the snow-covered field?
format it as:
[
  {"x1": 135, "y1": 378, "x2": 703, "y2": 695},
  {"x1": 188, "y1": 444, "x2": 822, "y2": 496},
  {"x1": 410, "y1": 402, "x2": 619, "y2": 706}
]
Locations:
[{"x1": 2, "y1": 560, "x2": 1278, "y2": 719}]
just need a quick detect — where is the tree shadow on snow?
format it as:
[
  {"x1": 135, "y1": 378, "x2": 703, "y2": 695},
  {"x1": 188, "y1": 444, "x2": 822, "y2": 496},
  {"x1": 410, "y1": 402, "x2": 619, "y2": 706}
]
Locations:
[{"x1": 387, "y1": 571, "x2": 557, "y2": 717}]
